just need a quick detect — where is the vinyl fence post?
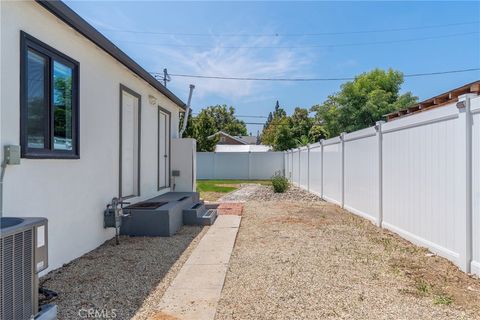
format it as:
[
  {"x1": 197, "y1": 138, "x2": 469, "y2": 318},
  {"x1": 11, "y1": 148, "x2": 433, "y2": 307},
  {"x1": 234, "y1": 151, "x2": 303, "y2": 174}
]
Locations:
[
  {"x1": 297, "y1": 148, "x2": 301, "y2": 186},
  {"x1": 213, "y1": 152, "x2": 216, "y2": 179},
  {"x1": 287, "y1": 150, "x2": 290, "y2": 180},
  {"x1": 291, "y1": 150, "x2": 294, "y2": 182},
  {"x1": 285, "y1": 150, "x2": 289, "y2": 180},
  {"x1": 340, "y1": 132, "x2": 346, "y2": 209},
  {"x1": 320, "y1": 139, "x2": 324, "y2": 199},
  {"x1": 457, "y1": 94, "x2": 474, "y2": 273},
  {"x1": 307, "y1": 144, "x2": 311, "y2": 192},
  {"x1": 375, "y1": 121, "x2": 385, "y2": 228},
  {"x1": 248, "y1": 151, "x2": 252, "y2": 180}
]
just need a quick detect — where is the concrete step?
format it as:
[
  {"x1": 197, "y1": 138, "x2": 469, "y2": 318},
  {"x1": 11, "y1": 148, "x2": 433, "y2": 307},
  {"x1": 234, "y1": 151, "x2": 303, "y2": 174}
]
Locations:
[
  {"x1": 197, "y1": 209, "x2": 217, "y2": 226},
  {"x1": 183, "y1": 202, "x2": 207, "y2": 225},
  {"x1": 183, "y1": 202, "x2": 217, "y2": 226}
]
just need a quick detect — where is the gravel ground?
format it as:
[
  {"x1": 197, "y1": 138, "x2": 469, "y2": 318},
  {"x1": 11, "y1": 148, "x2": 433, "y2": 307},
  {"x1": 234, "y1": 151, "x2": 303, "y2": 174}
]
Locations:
[
  {"x1": 40, "y1": 226, "x2": 208, "y2": 320},
  {"x1": 248, "y1": 184, "x2": 324, "y2": 202},
  {"x1": 217, "y1": 184, "x2": 263, "y2": 202},
  {"x1": 215, "y1": 187, "x2": 480, "y2": 319},
  {"x1": 218, "y1": 184, "x2": 322, "y2": 203}
]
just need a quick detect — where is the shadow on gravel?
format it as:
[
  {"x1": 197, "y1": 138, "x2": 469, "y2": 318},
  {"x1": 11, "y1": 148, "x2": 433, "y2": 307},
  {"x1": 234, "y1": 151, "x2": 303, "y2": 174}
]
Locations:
[{"x1": 40, "y1": 226, "x2": 203, "y2": 320}]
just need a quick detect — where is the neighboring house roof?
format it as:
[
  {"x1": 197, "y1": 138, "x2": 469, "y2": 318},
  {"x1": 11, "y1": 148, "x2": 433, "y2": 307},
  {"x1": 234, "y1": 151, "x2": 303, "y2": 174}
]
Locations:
[
  {"x1": 208, "y1": 131, "x2": 249, "y2": 144},
  {"x1": 208, "y1": 131, "x2": 259, "y2": 145},
  {"x1": 215, "y1": 145, "x2": 272, "y2": 152},
  {"x1": 35, "y1": 0, "x2": 187, "y2": 110},
  {"x1": 385, "y1": 80, "x2": 480, "y2": 121},
  {"x1": 236, "y1": 135, "x2": 257, "y2": 145}
]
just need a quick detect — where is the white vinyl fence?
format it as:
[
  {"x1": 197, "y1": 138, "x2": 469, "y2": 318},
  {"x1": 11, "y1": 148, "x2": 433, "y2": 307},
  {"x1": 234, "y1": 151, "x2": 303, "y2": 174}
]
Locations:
[
  {"x1": 286, "y1": 94, "x2": 480, "y2": 275},
  {"x1": 197, "y1": 152, "x2": 285, "y2": 179}
]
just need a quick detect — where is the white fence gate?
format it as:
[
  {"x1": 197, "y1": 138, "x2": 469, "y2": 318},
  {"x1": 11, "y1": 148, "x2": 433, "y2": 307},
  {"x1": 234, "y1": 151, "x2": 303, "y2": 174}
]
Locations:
[
  {"x1": 197, "y1": 152, "x2": 284, "y2": 179},
  {"x1": 286, "y1": 94, "x2": 480, "y2": 275}
]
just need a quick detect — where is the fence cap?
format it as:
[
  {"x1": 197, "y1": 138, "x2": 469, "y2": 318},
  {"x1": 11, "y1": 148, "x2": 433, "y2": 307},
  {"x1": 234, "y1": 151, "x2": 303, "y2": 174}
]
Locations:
[{"x1": 375, "y1": 121, "x2": 385, "y2": 131}]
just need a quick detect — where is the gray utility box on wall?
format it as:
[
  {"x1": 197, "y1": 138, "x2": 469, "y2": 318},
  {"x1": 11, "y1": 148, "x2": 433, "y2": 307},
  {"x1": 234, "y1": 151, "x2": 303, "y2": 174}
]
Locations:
[{"x1": 1, "y1": 217, "x2": 50, "y2": 320}]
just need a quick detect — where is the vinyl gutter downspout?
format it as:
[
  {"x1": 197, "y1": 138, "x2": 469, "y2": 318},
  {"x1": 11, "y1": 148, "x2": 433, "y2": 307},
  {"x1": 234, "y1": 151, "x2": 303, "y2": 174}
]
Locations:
[{"x1": 180, "y1": 84, "x2": 195, "y2": 137}]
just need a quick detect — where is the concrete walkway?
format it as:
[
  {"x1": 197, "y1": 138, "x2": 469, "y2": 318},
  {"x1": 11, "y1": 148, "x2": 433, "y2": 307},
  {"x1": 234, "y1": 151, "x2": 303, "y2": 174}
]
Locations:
[{"x1": 153, "y1": 215, "x2": 241, "y2": 320}]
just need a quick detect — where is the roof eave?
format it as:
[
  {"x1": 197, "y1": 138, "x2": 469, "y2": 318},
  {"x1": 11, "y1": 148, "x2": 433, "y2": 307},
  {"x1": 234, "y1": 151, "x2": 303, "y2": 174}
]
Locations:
[
  {"x1": 35, "y1": 0, "x2": 187, "y2": 110},
  {"x1": 385, "y1": 80, "x2": 480, "y2": 121}
]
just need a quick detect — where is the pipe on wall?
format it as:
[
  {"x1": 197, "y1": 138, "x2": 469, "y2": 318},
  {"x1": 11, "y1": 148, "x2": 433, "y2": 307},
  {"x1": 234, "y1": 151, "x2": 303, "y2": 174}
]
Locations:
[{"x1": 179, "y1": 84, "x2": 195, "y2": 138}]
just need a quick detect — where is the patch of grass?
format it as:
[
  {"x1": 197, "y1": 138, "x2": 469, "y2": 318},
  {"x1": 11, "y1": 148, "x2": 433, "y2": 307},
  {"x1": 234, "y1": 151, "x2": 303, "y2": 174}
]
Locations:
[
  {"x1": 415, "y1": 280, "x2": 431, "y2": 295},
  {"x1": 197, "y1": 180, "x2": 271, "y2": 201},
  {"x1": 197, "y1": 181, "x2": 238, "y2": 193},
  {"x1": 198, "y1": 179, "x2": 271, "y2": 186},
  {"x1": 433, "y1": 294, "x2": 453, "y2": 306}
]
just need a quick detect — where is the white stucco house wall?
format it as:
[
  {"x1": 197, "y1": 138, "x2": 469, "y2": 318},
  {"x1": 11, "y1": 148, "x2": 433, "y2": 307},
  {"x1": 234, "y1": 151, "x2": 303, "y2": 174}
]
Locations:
[{"x1": 0, "y1": 0, "x2": 194, "y2": 272}]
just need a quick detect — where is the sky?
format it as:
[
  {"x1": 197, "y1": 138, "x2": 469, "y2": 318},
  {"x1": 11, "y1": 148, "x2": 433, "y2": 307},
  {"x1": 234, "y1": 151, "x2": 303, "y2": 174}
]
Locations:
[{"x1": 65, "y1": 1, "x2": 480, "y2": 135}]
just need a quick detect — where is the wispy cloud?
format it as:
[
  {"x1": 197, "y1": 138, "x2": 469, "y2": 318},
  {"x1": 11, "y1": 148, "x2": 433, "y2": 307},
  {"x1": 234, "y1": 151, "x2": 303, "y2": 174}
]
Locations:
[
  {"x1": 150, "y1": 35, "x2": 313, "y2": 100},
  {"x1": 69, "y1": 1, "x2": 315, "y2": 105}
]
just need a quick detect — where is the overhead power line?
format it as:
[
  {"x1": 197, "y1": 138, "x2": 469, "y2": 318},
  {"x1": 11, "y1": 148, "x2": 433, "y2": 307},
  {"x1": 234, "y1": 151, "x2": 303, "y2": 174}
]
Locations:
[
  {"x1": 244, "y1": 122, "x2": 286, "y2": 126},
  {"x1": 152, "y1": 68, "x2": 480, "y2": 82},
  {"x1": 192, "y1": 113, "x2": 268, "y2": 118},
  {"x1": 236, "y1": 115, "x2": 269, "y2": 119},
  {"x1": 116, "y1": 31, "x2": 478, "y2": 49},
  {"x1": 100, "y1": 21, "x2": 479, "y2": 37}
]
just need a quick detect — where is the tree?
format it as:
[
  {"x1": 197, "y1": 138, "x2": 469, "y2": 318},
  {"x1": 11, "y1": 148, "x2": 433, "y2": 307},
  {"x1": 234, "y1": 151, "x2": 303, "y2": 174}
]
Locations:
[
  {"x1": 312, "y1": 68, "x2": 417, "y2": 137},
  {"x1": 260, "y1": 116, "x2": 282, "y2": 147},
  {"x1": 273, "y1": 100, "x2": 287, "y2": 118},
  {"x1": 311, "y1": 96, "x2": 342, "y2": 138},
  {"x1": 263, "y1": 100, "x2": 286, "y2": 130},
  {"x1": 308, "y1": 124, "x2": 327, "y2": 142},
  {"x1": 260, "y1": 101, "x2": 288, "y2": 146},
  {"x1": 261, "y1": 104, "x2": 322, "y2": 151},
  {"x1": 295, "y1": 135, "x2": 310, "y2": 147},
  {"x1": 182, "y1": 105, "x2": 247, "y2": 151},
  {"x1": 53, "y1": 77, "x2": 72, "y2": 139},
  {"x1": 179, "y1": 109, "x2": 195, "y2": 138},
  {"x1": 204, "y1": 105, "x2": 247, "y2": 136},
  {"x1": 193, "y1": 111, "x2": 219, "y2": 152},
  {"x1": 289, "y1": 107, "x2": 313, "y2": 141},
  {"x1": 273, "y1": 117, "x2": 296, "y2": 151}
]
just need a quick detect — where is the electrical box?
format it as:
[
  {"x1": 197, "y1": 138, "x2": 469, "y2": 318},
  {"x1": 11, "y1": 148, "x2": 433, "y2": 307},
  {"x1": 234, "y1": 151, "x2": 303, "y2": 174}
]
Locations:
[
  {"x1": 172, "y1": 170, "x2": 180, "y2": 177},
  {"x1": 4, "y1": 145, "x2": 21, "y2": 165}
]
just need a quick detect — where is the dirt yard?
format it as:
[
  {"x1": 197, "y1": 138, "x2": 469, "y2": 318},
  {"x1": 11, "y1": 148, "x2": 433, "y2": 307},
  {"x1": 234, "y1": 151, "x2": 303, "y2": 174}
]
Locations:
[
  {"x1": 40, "y1": 226, "x2": 207, "y2": 320},
  {"x1": 215, "y1": 186, "x2": 480, "y2": 319},
  {"x1": 38, "y1": 184, "x2": 480, "y2": 319}
]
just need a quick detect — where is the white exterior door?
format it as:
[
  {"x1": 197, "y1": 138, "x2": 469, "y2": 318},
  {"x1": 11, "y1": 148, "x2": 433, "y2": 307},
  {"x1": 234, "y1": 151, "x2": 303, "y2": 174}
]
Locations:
[
  {"x1": 120, "y1": 89, "x2": 140, "y2": 197},
  {"x1": 158, "y1": 108, "x2": 170, "y2": 189}
]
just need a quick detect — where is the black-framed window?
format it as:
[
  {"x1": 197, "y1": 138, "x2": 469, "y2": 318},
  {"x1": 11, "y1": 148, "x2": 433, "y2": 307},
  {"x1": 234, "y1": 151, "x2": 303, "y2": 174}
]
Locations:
[{"x1": 20, "y1": 31, "x2": 79, "y2": 159}]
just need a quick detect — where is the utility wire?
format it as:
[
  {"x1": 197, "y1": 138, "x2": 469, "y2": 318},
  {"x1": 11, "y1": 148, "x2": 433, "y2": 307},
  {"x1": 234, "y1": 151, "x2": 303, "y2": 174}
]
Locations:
[
  {"x1": 99, "y1": 21, "x2": 479, "y2": 37},
  {"x1": 115, "y1": 31, "x2": 478, "y2": 49},
  {"x1": 152, "y1": 68, "x2": 480, "y2": 82},
  {"x1": 192, "y1": 113, "x2": 268, "y2": 118},
  {"x1": 244, "y1": 122, "x2": 291, "y2": 126}
]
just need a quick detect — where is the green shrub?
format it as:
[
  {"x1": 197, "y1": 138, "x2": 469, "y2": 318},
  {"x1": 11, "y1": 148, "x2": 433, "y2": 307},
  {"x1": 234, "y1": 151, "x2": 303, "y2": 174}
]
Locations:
[{"x1": 271, "y1": 174, "x2": 289, "y2": 193}]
